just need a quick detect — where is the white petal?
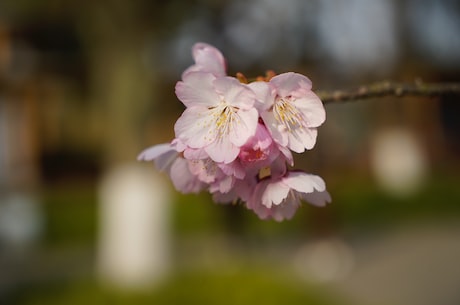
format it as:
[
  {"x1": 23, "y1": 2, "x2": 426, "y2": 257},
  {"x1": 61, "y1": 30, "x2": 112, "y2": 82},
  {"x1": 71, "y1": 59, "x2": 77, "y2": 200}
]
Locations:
[
  {"x1": 262, "y1": 179, "x2": 290, "y2": 207},
  {"x1": 283, "y1": 172, "x2": 326, "y2": 194}
]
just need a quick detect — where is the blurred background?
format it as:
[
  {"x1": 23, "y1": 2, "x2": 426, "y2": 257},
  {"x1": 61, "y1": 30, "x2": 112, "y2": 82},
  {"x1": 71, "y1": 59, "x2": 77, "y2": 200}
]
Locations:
[{"x1": 0, "y1": 0, "x2": 460, "y2": 304}]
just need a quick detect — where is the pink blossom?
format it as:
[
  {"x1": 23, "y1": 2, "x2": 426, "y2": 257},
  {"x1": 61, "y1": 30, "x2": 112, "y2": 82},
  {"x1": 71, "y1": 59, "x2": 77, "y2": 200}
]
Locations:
[
  {"x1": 174, "y1": 72, "x2": 258, "y2": 163},
  {"x1": 247, "y1": 171, "x2": 331, "y2": 221},
  {"x1": 251, "y1": 72, "x2": 326, "y2": 153},
  {"x1": 139, "y1": 42, "x2": 330, "y2": 221}
]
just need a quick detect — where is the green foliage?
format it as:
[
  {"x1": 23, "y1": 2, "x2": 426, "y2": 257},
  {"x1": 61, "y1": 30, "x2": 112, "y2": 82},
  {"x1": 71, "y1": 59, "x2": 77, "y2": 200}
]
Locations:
[
  {"x1": 171, "y1": 192, "x2": 226, "y2": 235},
  {"x1": 15, "y1": 268, "x2": 345, "y2": 305},
  {"x1": 333, "y1": 174, "x2": 460, "y2": 229},
  {"x1": 41, "y1": 185, "x2": 97, "y2": 245}
]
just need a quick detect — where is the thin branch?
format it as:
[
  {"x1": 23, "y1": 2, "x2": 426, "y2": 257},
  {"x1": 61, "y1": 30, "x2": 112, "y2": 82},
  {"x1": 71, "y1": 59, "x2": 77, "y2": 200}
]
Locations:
[{"x1": 316, "y1": 81, "x2": 460, "y2": 104}]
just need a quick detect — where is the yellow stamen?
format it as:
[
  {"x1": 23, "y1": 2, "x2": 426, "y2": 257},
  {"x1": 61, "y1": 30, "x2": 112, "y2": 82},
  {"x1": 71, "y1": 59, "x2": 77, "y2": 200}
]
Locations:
[
  {"x1": 273, "y1": 97, "x2": 304, "y2": 131},
  {"x1": 258, "y1": 166, "x2": 271, "y2": 180}
]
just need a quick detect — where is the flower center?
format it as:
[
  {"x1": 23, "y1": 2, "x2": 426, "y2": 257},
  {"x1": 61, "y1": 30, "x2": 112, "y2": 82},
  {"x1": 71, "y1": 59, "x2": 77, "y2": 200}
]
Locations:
[
  {"x1": 212, "y1": 104, "x2": 239, "y2": 139},
  {"x1": 240, "y1": 148, "x2": 267, "y2": 163},
  {"x1": 273, "y1": 96, "x2": 304, "y2": 131}
]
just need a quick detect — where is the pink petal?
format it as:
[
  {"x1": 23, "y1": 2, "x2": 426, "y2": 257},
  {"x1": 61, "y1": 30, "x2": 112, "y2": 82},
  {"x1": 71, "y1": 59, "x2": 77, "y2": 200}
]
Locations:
[
  {"x1": 287, "y1": 127, "x2": 318, "y2": 152},
  {"x1": 228, "y1": 108, "x2": 258, "y2": 147},
  {"x1": 239, "y1": 124, "x2": 279, "y2": 167},
  {"x1": 218, "y1": 161, "x2": 246, "y2": 179},
  {"x1": 251, "y1": 123, "x2": 273, "y2": 150},
  {"x1": 213, "y1": 190, "x2": 239, "y2": 204},
  {"x1": 247, "y1": 81, "x2": 275, "y2": 111},
  {"x1": 236, "y1": 177, "x2": 258, "y2": 202},
  {"x1": 261, "y1": 111, "x2": 288, "y2": 147},
  {"x1": 154, "y1": 150, "x2": 179, "y2": 172},
  {"x1": 171, "y1": 138, "x2": 187, "y2": 152},
  {"x1": 248, "y1": 180, "x2": 272, "y2": 218},
  {"x1": 251, "y1": 204, "x2": 271, "y2": 220},
  {"x1": 213, "y1": 77, "x2": 255, "y2": 109},
  {"x1": 175, "y1": 72, "x2": 220, "y2": 108},
  {"x1": 301, "y1": 190, "x2": 331, "y2": 207},
  {"x1": 187, "y1": 159, "x2": 218, "y2": 184},
  {"x1": 204, "y1": 137, "x2": 240, "y2": 164},
  {"x1": 137, "y1": 143, "x2": 178, "y2": 172},
  {"x1": 170, "y1": 158, "x2": 206, "y2": 193},
  {"x1": 174, "y1": 106, "x2": 217, "y2": 148},
  {"x1": 214, "y1": 176, "x2": 255, "y2": 203},
  {"x1": 292, "y1": 92, "x2": 326, "y2": 128},
  {"x1": 270, "y1": 201, "x2": 299, "y2": 221},
  {"x1": 183, "y1": 147, "x2": 209, "y2": 160},
  {"x1": 248, "y1": 177, "x2": 303, "y2": 221},
  {"x1": 269, "y1": 157, "x2": 288, "y2": 179},
  {"x1": 182, "y1": 43, "x2": 226, "y2": 78},
  {"x1": 270, "y1": 72, "x2": 312, "y2": 96},
  {"x1": 278, "y1": 145, "x2": 294, "y2": 166},
  {"x1": 214, "y1": 175, "x2": 234, "y2": 193}
]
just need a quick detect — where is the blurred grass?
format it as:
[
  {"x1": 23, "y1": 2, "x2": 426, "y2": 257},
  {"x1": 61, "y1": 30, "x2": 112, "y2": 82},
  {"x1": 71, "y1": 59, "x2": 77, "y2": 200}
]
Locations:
[
  {"x1": 42, "y1": 184, "x2": 98, "y2": 245},
  {"x1": 40, "y1": 174, "x2": 460, "y2": 245},
  {"x1": 14, "y1": 267, "x2": 345, "y2": 305}
]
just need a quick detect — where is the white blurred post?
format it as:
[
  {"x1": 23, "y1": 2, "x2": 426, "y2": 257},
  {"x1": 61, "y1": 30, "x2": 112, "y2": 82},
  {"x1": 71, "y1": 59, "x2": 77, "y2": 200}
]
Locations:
[
  {"x1": 98, "y1": 163, "x2": 170, "y2": 288},
  {"x1": 370, "y1": 128, "x2": 428, "y2": 197}
]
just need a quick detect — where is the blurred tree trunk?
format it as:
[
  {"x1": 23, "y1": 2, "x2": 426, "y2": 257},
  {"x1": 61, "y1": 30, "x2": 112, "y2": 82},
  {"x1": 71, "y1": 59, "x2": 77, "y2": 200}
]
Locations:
[{"x1": 76, "y1": 1, "x2": 155, "y2": 165}]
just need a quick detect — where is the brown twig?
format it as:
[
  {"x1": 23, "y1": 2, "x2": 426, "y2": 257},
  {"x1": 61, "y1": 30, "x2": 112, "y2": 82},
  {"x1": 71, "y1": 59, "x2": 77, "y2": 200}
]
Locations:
[{"x1": 316, "y1": 81, "x2": 460, "y2": 104}]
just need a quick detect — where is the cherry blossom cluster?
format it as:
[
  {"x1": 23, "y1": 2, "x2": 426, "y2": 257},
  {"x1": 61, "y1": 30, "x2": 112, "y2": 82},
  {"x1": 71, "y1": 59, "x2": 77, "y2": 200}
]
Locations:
[{"x1": 138, "y1": 43, "x2": 330, "y2": 221}]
